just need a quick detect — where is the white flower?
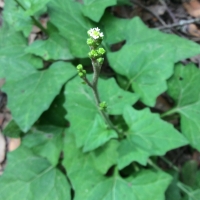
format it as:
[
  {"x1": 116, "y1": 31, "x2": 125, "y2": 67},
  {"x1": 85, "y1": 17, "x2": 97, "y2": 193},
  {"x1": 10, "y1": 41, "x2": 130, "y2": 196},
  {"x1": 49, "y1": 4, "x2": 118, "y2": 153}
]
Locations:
[{"x1": 88, "y1": 27, "x2": 104, "y2": 40}]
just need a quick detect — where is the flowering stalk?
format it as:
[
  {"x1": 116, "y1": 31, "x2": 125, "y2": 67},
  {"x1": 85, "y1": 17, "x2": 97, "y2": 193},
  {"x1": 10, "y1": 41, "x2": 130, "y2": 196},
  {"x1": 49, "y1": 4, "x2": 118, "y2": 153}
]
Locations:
[{"x1": 77, "y1": 27, "x2": 122, "y2": 136}]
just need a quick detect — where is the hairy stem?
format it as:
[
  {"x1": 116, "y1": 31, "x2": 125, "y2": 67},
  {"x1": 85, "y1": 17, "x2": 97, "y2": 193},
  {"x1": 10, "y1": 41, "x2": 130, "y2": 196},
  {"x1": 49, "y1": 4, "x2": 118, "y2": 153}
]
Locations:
[
  {"x1": 14, "y1": 0, "x2": 48, "y2": 35},
  {"x1": 89, "y1": 59, "x2": 123, "y2": 137}
]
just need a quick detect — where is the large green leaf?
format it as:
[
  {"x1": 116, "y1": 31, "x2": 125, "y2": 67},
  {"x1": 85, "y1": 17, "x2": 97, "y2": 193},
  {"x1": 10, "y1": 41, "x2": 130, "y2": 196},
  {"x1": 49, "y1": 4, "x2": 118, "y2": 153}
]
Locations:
[
  {"x1": 167, "y1": 63, "x2": 200, "y2": 151},
  {"x1": 3, "y1": 0, "x2": 32, "y2": 36},
  {"x1": 64, "y1": 75, "x2": 138, "y2": 149},
  {"x1": 17, "y1": 0, "x2": 51, "y2": 16},
  {"x1": 23, "y1": 126, "x2": 64, "y2": 166},
  {"x1": 82, "y1": 0, "x2": 117, "y2": 22},
  {"x1": 101, "y1": 12, "x2": 128, "y2": 45},
  {"x1": 0, "y1": 146, "x2": 70, "y2": 200},
  {"x1": 2, "y1": 61, "x2": 76, "y2": 132},
  {"x1": 0, "y1": 25, "x2": 42, "y2": 79},
  {"x1": 63, "y1": 133, "x2": 172, "y2": 200},
  {"x1": 118, "y1": 106, "x2": 188, "y2": 169},
  {"x1": 48, "y1": 0, "x2": 94, "y2": 58},
  {"x1": 107, "y1": 17, "x2": 200, "y2": 106},
  {"x1": 130, "y1": 170, "x2": 172, "y2": 200},
  {"x1": 63, "y1": 133, "x2": 117, "y2": 199},
  {"x1": 86, "y1": 175, "x2": 137, "y2": 200},
  {"x1": 26, "y1": 32, "x2": 74, "y2": 61}
]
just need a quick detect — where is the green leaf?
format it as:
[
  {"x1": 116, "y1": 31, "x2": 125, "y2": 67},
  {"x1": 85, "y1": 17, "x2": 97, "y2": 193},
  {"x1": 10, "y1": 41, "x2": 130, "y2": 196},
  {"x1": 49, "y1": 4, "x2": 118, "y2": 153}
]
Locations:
[
  {"x1": 178, "y1": 182, "x2": 200, "y2": 200},
  {"x1": 101, "y1": 12, "x2": 128, "y2": 45},
  {"x1": 26, "y1": 33, "x2": 74, "y2": 61},
  {"x1": 130, "y1": 170, "x2": 172, "y2": 200},
  {"x1": 165, "y1": 171, "x2": 182, "y2": 200},
  {"x1": 167, "y1": 63, "x2": 200, "y2": 151},
  {"x1": 17, "y1": 0, "x2": 51, "y2": 16},
  {"x1": 3, "y1": 0, "x2": 32, "y2": 36},
  {"x1": 0, "y1": 25, "x2": 42, "y2": 79},
  {"x1": 182, "y1": 160, "x2": 198, "y2": 189},
  {"x1": 64, "y1": 76, "x2": 138, "y2": 149},
  {"x1": 23, "y1": 126, "x2": 64, "y2": 166},
  {"x1": 82, "y1": 0, "x2": 117, "y2": 22},
  {"x1": 63, "y1": 132, "x2": 118, "y2": 175},
  {"x1": 63, "y1": 133, "x2": 171, "y2": 200},
  {"x1": 83, "y1": 115, "x2": 118, "y2": 152},
  {"x1": 3, "y1": 120, "x2": 22, "y2": 137},
  {"x1": 0, "y1": 146, "x2": 70, "y2": 200},
  {"x1": 107, "y1": 17, "x2": 200, "y2": 106},
  {"x1": 63, "y1": 133, "x2": 118, "y2": 199},
  {"x1": 48, "y1": 0, "x2": 94, "y2": 58},
  {"x1": 118, "y1": 106, "x2": 188, "y2": 169},
  {"x1": 2, "y1": 61, "x2": 76, "y2": 132},
  {"x1": 86, "y1": 175, "x2": 137, "y2": 200}
]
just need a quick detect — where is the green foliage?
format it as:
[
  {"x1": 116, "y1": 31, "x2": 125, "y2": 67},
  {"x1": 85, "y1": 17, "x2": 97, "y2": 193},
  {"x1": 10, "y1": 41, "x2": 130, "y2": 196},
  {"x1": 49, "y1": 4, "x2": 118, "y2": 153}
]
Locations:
[{"x1": 1, "y1": 0, "x2": 200, "y2": 199}]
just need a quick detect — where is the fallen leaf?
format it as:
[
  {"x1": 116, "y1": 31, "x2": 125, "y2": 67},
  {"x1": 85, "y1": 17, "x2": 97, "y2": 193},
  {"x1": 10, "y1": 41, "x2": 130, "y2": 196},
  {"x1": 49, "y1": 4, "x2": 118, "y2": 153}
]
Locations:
[
  {"x1": 8, "y1": 138, "x2": 21, "y2": 151},
  {"x1": 183, "y1": 0, "x2": 200, "y2": 17}
]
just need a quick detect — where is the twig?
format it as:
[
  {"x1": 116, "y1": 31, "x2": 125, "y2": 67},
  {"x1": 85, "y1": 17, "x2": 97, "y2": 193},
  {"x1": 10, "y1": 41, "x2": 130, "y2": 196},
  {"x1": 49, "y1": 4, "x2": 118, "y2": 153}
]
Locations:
[
  {"x1": 158, "y1": 18, "x2": 200, "y2": 30},
  {"x1": 131, "y1": 0, "x2": 167, "y2": 26},
  {"x1": 14, "y1": 0, "x2": 48, "y2": 35},
  {"x1": 158, "y1": 0, "x2": 176, "y2": 23}
]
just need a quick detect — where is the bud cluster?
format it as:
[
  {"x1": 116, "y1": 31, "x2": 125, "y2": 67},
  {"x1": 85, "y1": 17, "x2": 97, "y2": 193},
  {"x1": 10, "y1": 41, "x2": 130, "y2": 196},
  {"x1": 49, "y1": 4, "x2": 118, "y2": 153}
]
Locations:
[
  {"x1": 99, "y1": 101, "x2": 107, "y2": 111},
  {"x1": 76, "y1": 64, "x2": 86, "y2": 78}
]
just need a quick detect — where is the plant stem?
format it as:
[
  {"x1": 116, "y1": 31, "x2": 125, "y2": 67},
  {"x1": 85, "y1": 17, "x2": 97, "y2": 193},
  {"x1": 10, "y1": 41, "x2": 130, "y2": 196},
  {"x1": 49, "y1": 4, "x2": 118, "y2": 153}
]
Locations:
[
  {"x1": 177, "y1": 182, "x2": 198, "y2": 200},
  {"x1": 160, "y1": 108, "x2": 177, "y2": 118},
  {"x1": 160, "y1": 156, "x2": 180, "y2": 172},
  {"x1": 14, "y1": 0, "x2": 48, "y2": 35},
  {"x1": 148, "y1": 158, "x2": 197, "y2": 199},
  {"x1": 89, "y1": 59, "x2": 123, "y2": 137}
]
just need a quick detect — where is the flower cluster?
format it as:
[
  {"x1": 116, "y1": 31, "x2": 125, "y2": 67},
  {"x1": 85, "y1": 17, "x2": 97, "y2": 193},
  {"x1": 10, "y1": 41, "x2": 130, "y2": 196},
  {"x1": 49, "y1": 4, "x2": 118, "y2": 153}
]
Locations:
[
  {"x1": 88, "y1": 48, "x2": 106, "y2": 59},
  {"x1": 76, "y1": 64, "x2": 86, "y2": 78},
  {"x1": 87, "y1": 27, "x2": 104, "y2": 40}
]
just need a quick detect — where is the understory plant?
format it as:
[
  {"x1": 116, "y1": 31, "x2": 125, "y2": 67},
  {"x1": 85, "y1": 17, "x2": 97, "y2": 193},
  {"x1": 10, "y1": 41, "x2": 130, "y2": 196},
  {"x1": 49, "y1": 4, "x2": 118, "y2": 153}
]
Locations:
[{"x1": 1, "y1": 0, "x2": 200, "y2": 200}]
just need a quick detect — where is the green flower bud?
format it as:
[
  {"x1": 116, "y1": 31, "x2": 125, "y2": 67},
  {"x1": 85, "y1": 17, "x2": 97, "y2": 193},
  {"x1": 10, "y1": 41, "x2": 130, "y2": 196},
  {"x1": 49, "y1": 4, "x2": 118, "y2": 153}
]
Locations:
[
  {"x1": 87, "y1": 38, "x2": 94, "y2": 46},
  {"x1": 98, "y1": 48, "x2": 106, "y2": 55},
  {"x1": 88, "y1": 49, "x2": 98, "y2": 59},
  {"x1": 99, "y1": 101, "x2": 107, "y2": 110},
  {"x1": 78, "y1": 72, "x2": 84, "y2": 77},
  {"x1": 77, "y1": 64, "x2": 83, "y2": 70},
  {"x1": 97, "y1": 58, "x2": 104, "y2": 65}
]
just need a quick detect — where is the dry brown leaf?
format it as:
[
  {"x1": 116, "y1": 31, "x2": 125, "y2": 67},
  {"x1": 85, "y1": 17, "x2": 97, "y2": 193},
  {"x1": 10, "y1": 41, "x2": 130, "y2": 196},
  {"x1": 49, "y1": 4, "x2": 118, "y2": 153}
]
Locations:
[
  {"x1": 183, "y1": 0, "x2": 200, "y2": 17},
  {"x1": 8, "y1": 138, "x2": 21, "y2": 152},
  {"x1": 187, "y1": 23, "x2": 200, "y2": 37}
]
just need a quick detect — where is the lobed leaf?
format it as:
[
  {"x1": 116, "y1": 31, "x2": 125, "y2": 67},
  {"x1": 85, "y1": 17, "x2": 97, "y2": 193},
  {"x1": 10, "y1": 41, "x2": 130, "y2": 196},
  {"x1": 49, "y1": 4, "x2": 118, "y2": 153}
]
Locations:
[
  {"x1": 0, "y1": 146, "x2": 70, "y2": 200},
  {"x1": 118, "y1": 106, "x2": 188, "y2": 169},
  {"x1": 3, "y1": 0, "x2": 32, "y2": 36},
  {"x1": 2, "y1": 61, "x2": 76, "y2": 132},
  {"x1": 26, "y1": 32, "x2": 74, "y2": 61},
  {"x1": 47, "y1": 0, "x2": 94, "y2": 58},
  {"x1": 82, "y1": 0, "x2": 117, "y2": 22},
  {"x1": 23, "y1": 126, "x2": 64, "y2": 166},
  {"x1": 167, "y1": 63, "x2": 200, "y2": 151},
  {"x1": 63, "y1": 133, "x2": 172, "y2": 200},
  {"x1": 107, "y1": 17, "x2": 200, "y2": 106}
]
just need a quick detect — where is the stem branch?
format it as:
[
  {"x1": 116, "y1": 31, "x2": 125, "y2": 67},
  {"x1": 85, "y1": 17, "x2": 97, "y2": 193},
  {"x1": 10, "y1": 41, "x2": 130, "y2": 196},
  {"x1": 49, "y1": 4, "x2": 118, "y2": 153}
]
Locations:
[{"x1": 14, "y1": 0, "x2": 48, "y2": 35}]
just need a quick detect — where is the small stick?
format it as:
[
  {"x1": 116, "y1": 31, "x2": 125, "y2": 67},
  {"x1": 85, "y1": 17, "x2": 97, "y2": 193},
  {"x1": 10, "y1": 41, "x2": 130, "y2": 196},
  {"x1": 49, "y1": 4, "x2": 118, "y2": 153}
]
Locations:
[
  {"x1": 158, "y1": 18, "x2": 200, "y2": 30},
  {"x1": 131, "y1": 0, "x2": 167, "y2": 26}
]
